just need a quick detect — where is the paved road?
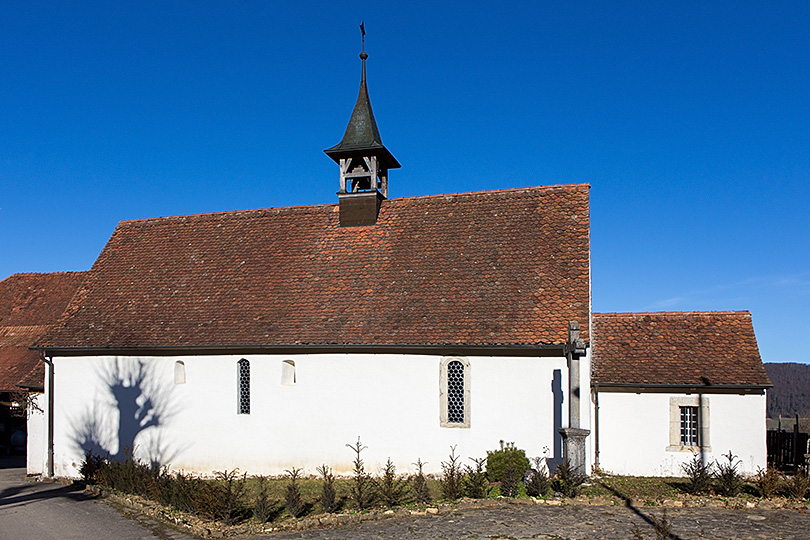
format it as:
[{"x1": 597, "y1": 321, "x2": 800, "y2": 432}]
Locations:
[
  {"x1": 0, "y1": 457, "x2": 193, "y2": 540},
  {"x1": 258, "y1": 502, "x2": 810, "y2": 540}
]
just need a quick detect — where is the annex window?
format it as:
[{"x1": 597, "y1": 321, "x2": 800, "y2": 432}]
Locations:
[
  {"x1": 281, "y1": 360, "x2": 296, "y2": 386},
  {"x1": 174, "y1": 361, "x2": 186, "y2": 384},
  {"x1": 667, "y1": 396, "x2": 710, "y2": 452},
  {"x1": 680, "y1": 406, "x2": 699, "y2": 446},
  {"x1": 440, "y1": 357, "x2": 470, "y2": 428},
  {"x1": 237, "y1": 359, "x2": 250, "y2": 414}
]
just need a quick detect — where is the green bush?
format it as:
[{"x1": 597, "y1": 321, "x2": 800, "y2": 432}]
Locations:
[{"x1": 486, "y1": 441, "x2": 530, "y2": 482}]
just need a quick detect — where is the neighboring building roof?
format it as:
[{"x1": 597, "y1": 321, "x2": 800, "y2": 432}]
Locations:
[
  {"x1": 592, "y1": 311, "x2": 771, "y2": 388},
  {"x1": 36, "y1": 184, "x2": 591, "y2": 351},
  {"x1": 0, "y1": 272, "x2": 86, "y2": 391}
]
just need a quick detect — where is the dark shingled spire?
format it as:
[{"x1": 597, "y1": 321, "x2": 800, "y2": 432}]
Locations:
[{"x1": 324, "y1": 41, "x2": 400, "y2": 169}]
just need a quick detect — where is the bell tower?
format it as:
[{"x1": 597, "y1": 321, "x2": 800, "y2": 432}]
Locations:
[{"x1": 325, "y1": 24, "x2": 400, "y2": 226}]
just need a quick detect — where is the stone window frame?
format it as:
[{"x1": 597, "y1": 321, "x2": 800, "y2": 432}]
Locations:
[
  {"x1": 666, "y1": 395, "x2": 710, "y2": 452},
  {"x1": 439, "y1": 356, "x2": 470, "y2": 428}
]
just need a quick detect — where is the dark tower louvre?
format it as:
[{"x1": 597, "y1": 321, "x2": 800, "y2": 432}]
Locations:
[{"x1": 325, "y1": 28, "x2": 400, "y2": 226}]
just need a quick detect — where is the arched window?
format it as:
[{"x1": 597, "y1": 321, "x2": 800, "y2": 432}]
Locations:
[
  {"x1": 237, "y1": 359, "x2": 250, "y2": 414},
  {"x1": 281, "y1": 360, "x2": 296, "y2": 386},
  {"x1": 174, "y1": 361, "x2": 186, "y2": 384},
  {"x1": 440, "y1": 357, "x2": 470, "y2": 428}
]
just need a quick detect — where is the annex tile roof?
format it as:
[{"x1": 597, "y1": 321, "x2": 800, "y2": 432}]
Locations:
[
  {"x1": 0, "y1": 272, "x2": 86, "y2": 390},
  {"x1": 592, "y1": 311, "x2": 771, "y2": 388},
  {"x1": 36, "y1": 185, "x2": 590, "y2": 350}
]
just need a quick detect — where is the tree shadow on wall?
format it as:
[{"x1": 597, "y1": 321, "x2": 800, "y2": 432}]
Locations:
[{"x1": 72, "y1": 358, "x2": 180, "y2": 467}]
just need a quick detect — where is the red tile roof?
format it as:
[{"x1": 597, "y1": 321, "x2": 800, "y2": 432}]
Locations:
[
  {"x1": 37, "y1": 185, "x2": 591, "y2": 350},
  {"x1": 592, "y1": 311, "x2": 771, "y2": 388},
  {"x1": 0, "y1": 272, "x2": 86, "y2": 390}
]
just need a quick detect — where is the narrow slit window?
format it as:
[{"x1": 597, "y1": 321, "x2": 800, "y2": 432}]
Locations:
[
  {"x1": 281, "y1": 360, "x2": 296, "y2": 386},
  {"x1": 174, "y1": 361, "x2": 186, "y2": 384},
  {"x1": 237, "y1": 359, "x2": 250, "y2": 414},
  {"x1": 447, "y1": 360, "x2": 465, "y2": 423},
  {"x1": 680, "y1": 406, "x2": 699, "y2": 446}
]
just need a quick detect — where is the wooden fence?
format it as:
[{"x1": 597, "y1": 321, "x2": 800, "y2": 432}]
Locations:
[{"x1": 767, "y1": 416, "x2": 809, "y2": 471}]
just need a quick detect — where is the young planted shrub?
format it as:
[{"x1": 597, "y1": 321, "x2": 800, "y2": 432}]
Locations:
[
  {"x1": 499, "y1": 461, "x2": 520, "y2": 497},
  {"x1": 346, "y1": 437, "x2": 374, "y2": 509},
  {"x1": 715, "y1": 451, "x2": 743, "y2": 496},
  {"x1": 755, "y1": 465, "x2": 782, "y2": 498},
  {"x1": 253, "y1": 475, "x2": 274, "y2": 524},
  {"x1": 79, "y1": 450, "x2": 105, "y2": 484},
  {"x1": 463, "y1": 457, "x2": 490, "y2": 499},
  {"x1": 525, "y1": 456, "x2": 551, "y2": 497},
  {"x1": 284, "y1": 468, "x2": 305, "y2": 518},
  {"x1": 412, "y1": 459, "x2": 432, "y2": 505},
  {"x1": 552, "y1": 458, "x2": 586, "y2": 498},
  {"x1": 785, "y1": 470, "x2": 810, "y2": 500},
  {"x1": 440, "y1": 446, "x2": 464, "y2": 500},
  {"x1": 682, "y1": 453, "x2": 713, "y2": 495},
  {"x1": 316, "y1": 464, "x2": 339, "y2": 513},
  {"x1": 213, "y1": 469, "x2": 248, "y2": 524},
  {"x1": 486, "y1": 441, "x2": 530, "y2": 482},
  {"x1": 375, "y1": 458, "x2": 409, "y2": 507}
]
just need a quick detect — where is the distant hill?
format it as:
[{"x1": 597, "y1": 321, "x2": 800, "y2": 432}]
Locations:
[{"x1": 765, "y1": 362, "x2": 810, "y2": 419}]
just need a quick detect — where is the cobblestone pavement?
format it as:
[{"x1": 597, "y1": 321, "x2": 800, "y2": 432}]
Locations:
[{"x1": 251, "y1": 503, "x2": 810, "y2": 540}]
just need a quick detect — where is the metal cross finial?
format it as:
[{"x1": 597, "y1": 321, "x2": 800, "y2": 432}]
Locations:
[{"x1": 360, "y1": 21, "x2": 366, "y2": 53}]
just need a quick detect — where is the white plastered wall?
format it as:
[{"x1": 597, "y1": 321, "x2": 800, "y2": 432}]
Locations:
[
  {"x1": 595, "y1": 390, "x2": 767, "y2": 476},
  {"x1": 49, "y1": 352, "x2": 577, "y2": 478},
  {"x1": 26, "y1": 392, "x2": 46, "y2": 475}
]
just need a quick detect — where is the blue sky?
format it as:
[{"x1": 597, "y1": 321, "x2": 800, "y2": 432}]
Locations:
[{"x1": 2, "y1": 2, "x2": 808, "y2": 364}]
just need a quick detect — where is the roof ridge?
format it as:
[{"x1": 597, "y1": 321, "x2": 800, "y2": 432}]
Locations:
[
  {"x1": 2, "y1": 271, "x2": 87, "y2": 280},
  {"x1": 116, "y1": 184, "x2": 590, "y2": 228},
  {"x1": 118, "y1": 202, "x2": 336, "y2": 227},
  {"x1": 388, "y1": 183, "x2": 590, "y2": 203},
  {"x1": 594, "y1": 310, "x2": 751, "y2": 317}
]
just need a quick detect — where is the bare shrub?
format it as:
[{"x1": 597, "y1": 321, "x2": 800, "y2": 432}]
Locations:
[
  {"x1": 316, "y1": 464, "x2": 339, "y2": 513},
  {"x1": 525, "y1": 456, "x2": 551, "y2": 497},
  {"x1": 346, "y1": 437, "x2": 374, "y2": 509},
  {"x1": 375, "y1": 458, "x2": 409, "y2": 507},
  {"x1": 786, "y1": 470, "x2": 810, "y2": 500},
  {"x1": 755, "y1": 465, "x2": 782, "y2": 498},
  {"x1": 682, "y1": 453, "x2": 713, "y2": 494},
  {"x1": 552, "y1": 458, "x2": 585, "y2": 498},
  {"x1": 440, "y1": 446, "x2": 464, "y2": 500},
  {"x1": 463, "y1": 457, "x2": 490, "y2": 499},
  {"x1": 284, "y1": 468, "x2": 305, "y2": 518},
  {"x1": 412, "y1": 458, "x2": 432, "y2": 505},
  {"x1": 253, "y1": 475, "x2": 274, "y2": 523},
  {"x1": 714, "y1": 451, "x2": 743, "y2": 497}
]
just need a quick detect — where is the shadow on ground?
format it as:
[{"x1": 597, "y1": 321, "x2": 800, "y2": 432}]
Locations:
[{"x1": 598, "y1": 480, "x2": 684, "y2": 540}]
